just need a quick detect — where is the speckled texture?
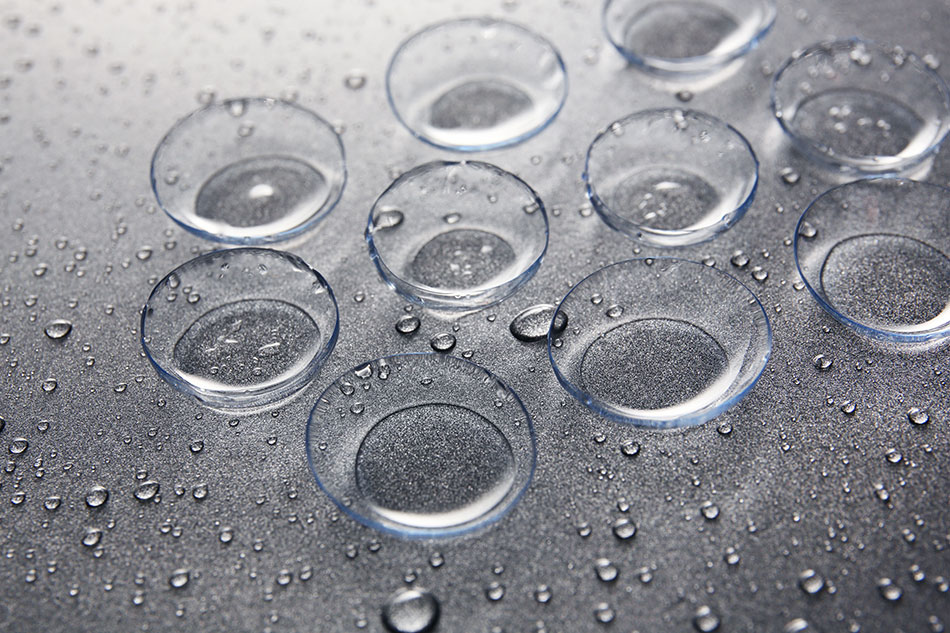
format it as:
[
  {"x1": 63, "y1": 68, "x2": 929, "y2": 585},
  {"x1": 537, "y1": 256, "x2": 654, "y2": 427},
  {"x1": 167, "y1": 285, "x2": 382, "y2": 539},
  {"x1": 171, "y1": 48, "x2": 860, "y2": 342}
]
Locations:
[{"x1": 0, "y1": 1, "x2": 948, "y2": 632}]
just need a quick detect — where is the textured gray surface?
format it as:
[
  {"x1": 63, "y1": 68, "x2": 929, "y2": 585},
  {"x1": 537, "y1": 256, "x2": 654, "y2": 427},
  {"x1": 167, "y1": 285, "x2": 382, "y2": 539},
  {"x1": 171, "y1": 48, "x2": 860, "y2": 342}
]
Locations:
[{"x1": 1, "y1": 1, "x2": 949, "y2": 632}]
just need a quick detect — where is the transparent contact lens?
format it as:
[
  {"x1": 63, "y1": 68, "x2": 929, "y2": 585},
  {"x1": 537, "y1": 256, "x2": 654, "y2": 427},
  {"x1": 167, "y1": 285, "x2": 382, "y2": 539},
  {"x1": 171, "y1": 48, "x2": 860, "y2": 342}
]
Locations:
[
  {"x1": 772, "y1": 39, "x2": 950, "y2": 173},
  {"x1": 366, "y1": 161, "x2": 548, "y2": 310},
  {"x1": 603, "y1": 0, "x2": 776, "y2": 75},
  {"x1": 151, "y1": 97, "x2": 346, "y2": 243},
  {"x1": 306, "y1": 353, "x2": 536, "y2": 538},
  {"x1": 141, "y1": 248, "x2": 339, "y2": 408},
  {"x1": 549, "y1": 258, "x2": 771, "y2": 427},
  {"x1": 386, "y1": 17, "x2": 568, "y2": 150},
  {"x1": 795, "y1": 178, "x2": 950, "y2": 343},
  {"x1": 584, "y1": 109, "x2": 758, "y2": 246}
]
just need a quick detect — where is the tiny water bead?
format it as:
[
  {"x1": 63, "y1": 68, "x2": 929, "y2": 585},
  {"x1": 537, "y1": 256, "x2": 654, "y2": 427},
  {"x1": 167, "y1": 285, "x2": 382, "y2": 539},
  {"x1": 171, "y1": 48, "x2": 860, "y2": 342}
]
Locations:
[
  {"x1": 307, "y1": 354, "x2": 535, "y2": 538},
  {"x1": 386, "y1": 18, "x2": 567, "y2": 150},
  {"x1": 772, "y1": 40, "x2": 950, "y2": 173},
  {"x1": 151, "y1": 97, "x2": 346, "y2": 243},
  {"x1": 367, "y1": 161, "x2": 548, "y2": 309},
  {"x1": 584, "y1": 109, "x2": 758, "y2": 247},
  {"x1": 603, "y1": 0, "x2": 776, "y2": 75},
  {"x1": 381, "y1": 588, "x2": 439, "y2": 633},
  {"x1": 550, "y1": 258, "x2": 771, "y2": 427},
  {"x1": 795, "y1": 179, "x2": 950, "y2": 342},
  {"x1": 141, "y1": 248, "x2": 339, "y2": 408}
]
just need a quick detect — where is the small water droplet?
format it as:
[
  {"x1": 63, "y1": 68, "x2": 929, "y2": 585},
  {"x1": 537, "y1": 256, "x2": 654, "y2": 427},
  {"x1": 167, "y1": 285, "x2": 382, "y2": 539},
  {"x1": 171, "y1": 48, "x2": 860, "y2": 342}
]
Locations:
[
  {"x1": 700, "y1": 501, "x2": 720, "y2": 520},
  {"x1": 675, "y1": 89, "x2": 694, "y2": 102},
  {"x1": 534, "y1": 584, "x2": 551, "y2": 604},
  {"x1": 798, "y1": 569, "x2": 825, "y2": 595},
  {"x1": 134, "y1": 481, "x2": 160, "y2": 502},
  {"x1": 9, "y1": 437, "x2": 28, "y2": 454},
  {"x1": 344, "y1": 72, "x2": 367, "y2": 90},
  {"x1": 85, "y1": 485, "x2": 109, "y2": 508},
  {"x1": 813, "y1": 354, "x2": 833, "y2": 372},
  {"x1": 594, "y1": 558, "x2": 619, "y2": 583},
  {"x1": 620, "y1": 439, "x2": 640, "y2": 457},
  {"x1": 907, "y1": 407, "x2": 929, "y2": 425},
  {"x1": 798, "y1": 221, "x2": 817, "y2": 239},
  {"x1": 395, "y1": 315, "x2": 421, "y2": 336},
  {"x1": 612, "y1": 517, "x2": 637, "y2": 540},
  {"x1": 485, "y1": 581, "x2": 505, "y2": 601},
  {"x1": 168, "y1": 569, "x2": 190, "y2": 589},
  {"x1": 730, "y1": 251, "x2": 749, "y2": 268},
  {"x1": 429, "y1": 333, "x2": 456, "y2": 353},
  {"x1": 82, "y1": 527, "x2": 102, "y2": 547},
  {"x1": 877, "y1": 577, "x2": 902, "y2": 601},
  {"x1": 382, "y1": 587, "x2": 439, "y2": 633},
  {"x1": 780, "y1": 167, "x2": 801, "y2": 186},
  {"x1": 693, "y1": 605, "x2": 720, "y2": 632},
  {"x1": 509, "y1": 304, "x2": 567, "y2": 342},
  {"x1": 594, "y1": 603, "x2": 615, "y2": 624},
  {"x1": 44, "y1": 319, "x2": 72, "y2": 340}
]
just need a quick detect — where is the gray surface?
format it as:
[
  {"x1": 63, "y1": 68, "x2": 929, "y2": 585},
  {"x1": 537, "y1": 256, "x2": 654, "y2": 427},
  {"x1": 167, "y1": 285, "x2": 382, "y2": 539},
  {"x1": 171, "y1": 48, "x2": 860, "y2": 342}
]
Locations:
[{"x1": 1, "y1": 0, "x2": 949, "y2": 631}]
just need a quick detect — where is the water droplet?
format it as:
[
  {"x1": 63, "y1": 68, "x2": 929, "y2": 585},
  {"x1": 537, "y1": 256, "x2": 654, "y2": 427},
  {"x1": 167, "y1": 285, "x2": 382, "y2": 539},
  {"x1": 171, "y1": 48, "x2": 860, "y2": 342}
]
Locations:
[
  {"x1": 724, "y1": 547, "x2": 740, "y2": 565},
  {"x1": 612, "y1": 517, "x2": 637, "y2": 540},
  {"x1": 189, "y1": 440, "x2": 204, "y2": 453},
  {"x1": 192, "y1": 484, "x2": 208, "y2": 500},
  {"x1": 44, "y1": 319, "x2": 72, "y2": 340},
  {"x1": 85, "y1": 485, "x2": 109, "y2": 508},
  {"x1": 9, "y1": 437, "x2": 28, "y2": 454},
  {"x1": 82, "y1": 527, "x2": 102, "y2": 547},
  {"x1": 44, "y1": 495, "x2": 61, "y2": 511},
  {"x1": 620, "y1": 439, "x2": 640, "y2": 457},
  {"x1": 395, "y1": 315, "x2": 421, "y2": 336},
  {"x1": 693, "y1": 605, "x2": 720, "y2": 632},
  {"x1": 700, "y1": 501, "x2": 720, "y2": 520},
  {"x1": 373, "y1": 208, "x2": 405, "y2": 231},
  {"x1": 813, "y1": 354, "x2": 833, "y2": 372},
  {"x1": 485, "y1": 581, "x2": 505, "y2": 601},
  {"x1": 344, "y1": 72, "x2": 367, "y2": 90},
  {"x1": 428, "y1": 552, "x2": 444, "y2": 568},
  {"x1": 594, "y1": 558, "x2": 619, "y2": 582},
  {"x1": 605, "y1": 304, "x2": 624, "y2": 319},
  {"x1": 134, "y1": 481, "x2": 159, "y2": 502},
  {"x1": 429, "y1": 333, "x2": 456, "y2": 353},
  {"x1": 730, "y1": 251, "x2": 750, "y2": 268},
  {"x1": 219, "y1": 527, "x2": 234, "y2": 544},
  {"x1": 510, "y1": 304, "x2": 567, "y2": 342},
  {"x1": 798, "y1": 221, "x2": 817, "y2": 239},
  {"x1": 41, "y1": 378, "x2": 57, "y2": 393},
  {"x1": 594, "y1": 603, "x2": 615, "y2": 624},
  {"x1": 717, "y1": 422, "x2": 732, "y2": 436},
  {"x1": 168, "y1": 569, "x2": 190, "y2": 589},
  {"x1": 534, "y1": 584, "x2": 551, "y2": 604},
  {"x1": 675, "y1": 89, "x2": 694, "y2": 102},
  {"x1": 907, "y1": 407, "x2": 929, "y2": 425},
  {"x1": 780, "y1": 167, "x2": 801, "y2": 185},
  {"x1": 276, "y1": 569, "x2": 292, "y2": 586},
  {"x1": 798, "y1": 569, "x2": 825, "y2": 595},
  {"x1": 382, "y1": 588, "x2": 439, "y2": 633},
  {"x1": 877, "y1": 577, "x2": 902, "y2": 601}
]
